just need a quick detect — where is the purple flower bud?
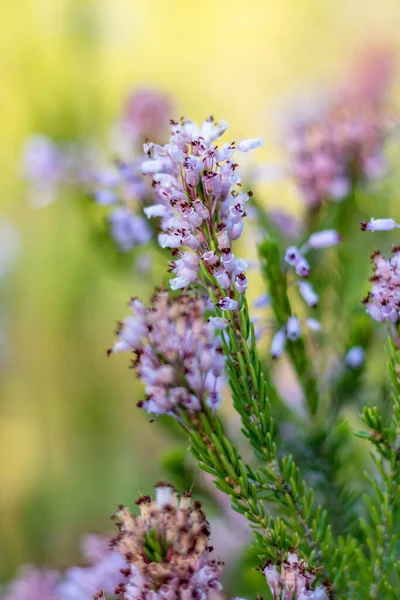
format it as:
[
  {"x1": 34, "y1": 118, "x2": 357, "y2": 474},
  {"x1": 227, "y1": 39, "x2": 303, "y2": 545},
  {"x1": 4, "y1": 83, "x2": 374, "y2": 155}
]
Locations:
[
  {"x1": 155, "y1": 482, "x2": 177, "y2": 508},
  {"x1": 263, "y1": 565, "x2": 281, "y2": 591},
  {"x1": 304, "y1": 229, "x2": 341, "y2": 250},
  {"x1": 237, "y1": 138, "x2": 263, "y2": 152},
  {"x1": 286, "y1": 315, "x2": 300, "y2": 340},
  {"x1": 270, "y1": 329, "x2": 286, "y2": 359},
  {"x1": 208, "y1": 317, "x2": 228, "y2": 330},
  {"x1": 310, "y1": 586, "x2": 329, "y2": 600},
  {"x1": 141, "y1": 158, "x2": 166, "y2": 174},
  {"x1": 215, "y1": 269, "x2": 231, "y2": 289},
  {"x1": 234, "y1": 258, "x2": 249, "y2": 274},
  {"x1": 361, "y1": 217, "x2": 400, "y2": 232},
  {"x1": 299, "y1": 281, "x2": 319, "y2": 307},
  {"x1": 305, "y1": 318, "x2": 321, "y2": 332},
  {"x1": 109, "y1": 208, "x2": 151, "y2": 251},
  {"x1": 94, "y1": 189, "x2": 118, "y2": 205},
  {"x1": 345, "y1": 346, "x2": 365, "y2": 368},
  {"x1": 144, "y1": 204, "x2": 167, "y2": 218},
  {"x1": 230, "y1": 220, "x2": 244, "y2": 240},
  {"x1": 295, "y1": 257, "x2": 310, "y2": 278},
  {"x1": 221, "y1": 251, "x2": 236, "y2": 273}
]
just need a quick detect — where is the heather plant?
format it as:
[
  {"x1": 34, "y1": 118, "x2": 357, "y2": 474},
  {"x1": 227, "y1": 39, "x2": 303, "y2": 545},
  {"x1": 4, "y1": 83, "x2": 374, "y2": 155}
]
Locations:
[
  {"x1": 6, "y1": 53, "x2": 400, "y2": 600},
  {"x1": 103, "y1": 111, "x2": 400, "y2": 599}
]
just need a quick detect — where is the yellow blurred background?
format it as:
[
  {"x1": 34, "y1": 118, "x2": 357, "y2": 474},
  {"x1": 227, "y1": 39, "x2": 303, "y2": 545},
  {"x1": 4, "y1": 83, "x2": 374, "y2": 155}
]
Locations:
[{"x1": 1, "y1": 0, "x2": 400, "y2": 583}]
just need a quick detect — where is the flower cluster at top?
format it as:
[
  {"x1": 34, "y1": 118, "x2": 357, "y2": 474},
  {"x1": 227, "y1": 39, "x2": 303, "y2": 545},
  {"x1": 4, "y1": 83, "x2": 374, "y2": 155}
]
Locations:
[
  {"x1": 286, "y1": 49, "x2": 392, "y2": 207},
  {"x1": 361, "y1": 217, "x2": 400, "y2": 325},
  {"x1": 142, "y1": 116, "x2": 262, "y2": 297},
  {"x1": 110, "y1": 291, "x2": 225, "y2": 416},
  {"x1": 264, "y1": 553, "x2": 328, "y2": 600},
  {"x1": 1, "y1": 534, "x2": 124, "y2": 600},
  {"x1": 110, "y1": 482, "x2": 225, "y2": 600}
]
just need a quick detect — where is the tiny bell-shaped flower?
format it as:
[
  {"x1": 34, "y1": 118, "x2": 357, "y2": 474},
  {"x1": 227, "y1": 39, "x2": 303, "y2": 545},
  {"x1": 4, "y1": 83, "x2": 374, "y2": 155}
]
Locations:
[
  {"x1": 295, "y1": 256, "x2": 310, "y2": 278},
  {"x1": 303, "y1": 229, "x2": 341, "y2": 250},
  {"x1": 221, "y1": 251, "x2": 236, "y2": 273},
  {"x1": 298, "y1": 281, "x2": 319, "y2": 307},
  {"x1": 237, "y1": 138, "x2": 264, "y2": 152},
  {"x1": 270, "y1": 328, "x2": 286, "y2": 359},
  {"x1": 285, "y1": 246, "x2": 301, "y2": 266},
  {"x1": 208, "y1": 317, "x2": 229, "y2": 330},
  {"x1": 361, "y1": 217, "x2": 400, "y2": 232},
  {"x1": 235, "y1": 272, "x2": 248, "y2": 293},
  {"x1": 155, "y1": 482, "x2": 177, "y2": 509},
  {"x1": 305, "y1": 318, "x2": 321, "y2": 332},
  {"x1": 345, "y1": 345, "x2": 365, "y2": 368},
  {"x1": 263, "y1": 565, "x2": 281, "y2": 595},
  {"x1": 215, "y1": 268, "x2": 231, "y2": 290},
  {"x1": 218, "y1": 297, "x2": 238, "y2": 311},
  {"x1": 286, "y1": 315, "x2": 300, "y2": 340}
]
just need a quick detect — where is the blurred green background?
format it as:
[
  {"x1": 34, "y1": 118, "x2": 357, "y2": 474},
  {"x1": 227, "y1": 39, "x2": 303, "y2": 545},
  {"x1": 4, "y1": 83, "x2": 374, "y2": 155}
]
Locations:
[{"x1": 2, "y1": 0, "x2": 400, "y2": 585}]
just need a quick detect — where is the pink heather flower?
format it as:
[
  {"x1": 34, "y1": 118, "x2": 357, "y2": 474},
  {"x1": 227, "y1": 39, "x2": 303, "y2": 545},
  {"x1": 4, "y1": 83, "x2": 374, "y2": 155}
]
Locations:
[
  {"x1": 141, "y1": 116, "x2": 262, "y2": 301},
  {"x1": 362, "y1": 248, "x2": 400, "y2": 325},
  {"x1": 361, "y1": 217, "x2": 400, "y2": 232},
  {"x1": 208, "y1": 316, "x2": 229, "y2": 330},
  {"x1": 235, "y1": 272, "x2": 248, "y2": 293},
  {"x1": 264, "y1": 553, "x2": 326, "y2": 600},
  {"x1": 170, "y1": 251, "x2": 199, "y2": 290},
  {"x1": 218, "y1": 297, "x2": 238, "y2": 311},
  {"x1": 110, "y1": 292, "x2": 225, "y2": 415},
  {"x1": 110, "y1": 485, "x2": 225, "y2": 600},
  {"x1": 263, "y1": 565, "x2": 281, "y2": 596}
]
